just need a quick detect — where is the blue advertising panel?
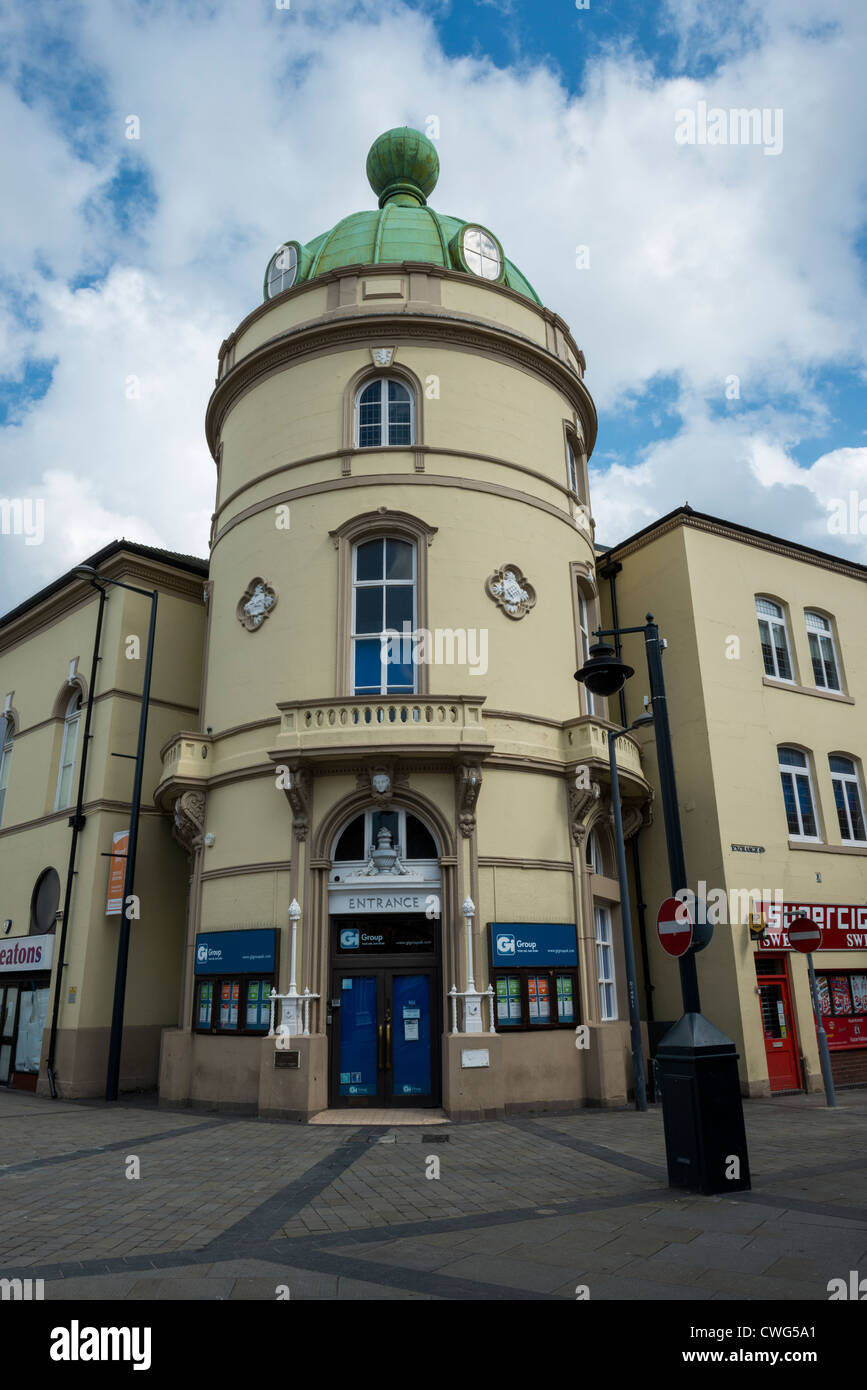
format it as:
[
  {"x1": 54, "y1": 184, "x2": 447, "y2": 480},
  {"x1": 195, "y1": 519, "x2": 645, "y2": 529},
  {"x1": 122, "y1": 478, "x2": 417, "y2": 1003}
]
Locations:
[
  {"x1": 194, "y1": 928, "x2": 277, "y2": 976},
  {"x1": 489, "y1": 923, "x2": 578, "y2": 969}
]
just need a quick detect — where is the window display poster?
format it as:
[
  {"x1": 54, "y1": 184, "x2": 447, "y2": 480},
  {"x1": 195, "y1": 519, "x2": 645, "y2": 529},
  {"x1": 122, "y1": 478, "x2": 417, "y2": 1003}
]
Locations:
[
  {"x1": 851, "y1": 974, "x2": 867, "y2": 1013},
  {"x1": 528, "y1": 976, "x2": 550, "y2": 1023},
  {"x1": 219, "y1": 980, "x2": 239, "y2": 1029},
  {"x1": 816, "y1": 974, "x2": 831, "y2": 1015},
  {"x1": 831, "y1": 975, "x2": 852, "y2": 1014},
  {"x1": 496, "y1": 977, "x2": 522, "y2": 1023},
  {"x1": 557, "y1": 976, "x2": 574, "y2": 1021},
  {"x1": 198, "y1": 981, "x2": 213, "y2": 1028}
]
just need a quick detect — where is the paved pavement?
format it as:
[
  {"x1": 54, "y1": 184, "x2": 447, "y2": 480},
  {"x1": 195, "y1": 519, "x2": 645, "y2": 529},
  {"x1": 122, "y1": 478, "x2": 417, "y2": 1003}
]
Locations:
[{"x1": 1, "y1": 1088, "x2": 866, "y2": 1300}]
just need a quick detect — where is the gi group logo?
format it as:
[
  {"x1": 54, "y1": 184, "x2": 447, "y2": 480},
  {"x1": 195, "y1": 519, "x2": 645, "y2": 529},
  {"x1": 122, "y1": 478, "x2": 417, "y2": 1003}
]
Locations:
[
  {"x1": 340, "y1": 928, "x2": 360, "y2": 950},
  {"x1": 196, "y1": 943, "x2": 210, "y2": 964},
  {"x1": 496, "y1": 932, "x2": 516, "y2": 957}
]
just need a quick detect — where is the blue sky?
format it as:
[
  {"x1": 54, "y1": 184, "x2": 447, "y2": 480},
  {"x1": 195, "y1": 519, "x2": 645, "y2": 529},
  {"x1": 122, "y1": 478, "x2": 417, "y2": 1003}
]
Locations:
[{"x1": 0, "y1": 0, "x2": 865, "y2": 606}]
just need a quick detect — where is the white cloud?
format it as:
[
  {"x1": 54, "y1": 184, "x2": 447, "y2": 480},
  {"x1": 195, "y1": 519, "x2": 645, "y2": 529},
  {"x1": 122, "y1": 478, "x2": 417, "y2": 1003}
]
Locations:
[{"x1": 1, "y1": 0, "x2": 866, "y2": 608}]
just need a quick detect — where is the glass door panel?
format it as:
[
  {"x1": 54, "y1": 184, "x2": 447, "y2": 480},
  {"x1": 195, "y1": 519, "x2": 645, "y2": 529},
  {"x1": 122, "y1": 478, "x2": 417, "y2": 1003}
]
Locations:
[
  {"x1": 391, "y1": 973, "x2": 431, "y2": 1100},
  {"x1": 338, "y1": 974, "x2": 380, "y2": 1098}
]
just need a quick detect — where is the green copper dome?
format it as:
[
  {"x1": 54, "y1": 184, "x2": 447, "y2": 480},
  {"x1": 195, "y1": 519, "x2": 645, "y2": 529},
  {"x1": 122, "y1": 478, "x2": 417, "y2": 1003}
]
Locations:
[{"x1": 264, "y1": 127, "x2": 541, "y2": 305}]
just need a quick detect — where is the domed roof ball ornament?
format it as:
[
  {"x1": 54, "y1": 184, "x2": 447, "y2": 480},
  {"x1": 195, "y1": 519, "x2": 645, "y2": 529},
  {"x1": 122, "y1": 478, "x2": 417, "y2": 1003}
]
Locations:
[{"x1": 366, "y1": 127, "x2": 440, "y2": 208}]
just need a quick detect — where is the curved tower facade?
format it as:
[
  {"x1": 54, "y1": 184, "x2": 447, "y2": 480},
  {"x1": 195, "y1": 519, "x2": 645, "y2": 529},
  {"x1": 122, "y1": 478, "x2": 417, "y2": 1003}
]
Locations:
[{"x1": 157, "y1": 129, "x2": 651, "y2": 1120}]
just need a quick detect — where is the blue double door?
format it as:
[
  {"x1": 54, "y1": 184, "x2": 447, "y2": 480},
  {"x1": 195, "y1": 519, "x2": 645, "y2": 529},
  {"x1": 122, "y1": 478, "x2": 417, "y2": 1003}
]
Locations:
[{"x1": 332, "y1": 967, "x2": 439, "y2": 1108}]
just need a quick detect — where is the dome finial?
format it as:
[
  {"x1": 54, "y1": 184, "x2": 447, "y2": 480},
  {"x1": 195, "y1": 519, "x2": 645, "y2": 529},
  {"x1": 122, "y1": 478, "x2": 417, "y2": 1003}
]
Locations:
[{"x1": 366, "y1": 127, "x2": 440, "y2": 208}]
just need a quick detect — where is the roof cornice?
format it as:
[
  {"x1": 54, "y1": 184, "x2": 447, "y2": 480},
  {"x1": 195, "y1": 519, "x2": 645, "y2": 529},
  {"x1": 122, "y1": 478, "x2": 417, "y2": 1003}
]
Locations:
[{"x1": 603, "y1": 508, "x2": 867, "y2": 582}]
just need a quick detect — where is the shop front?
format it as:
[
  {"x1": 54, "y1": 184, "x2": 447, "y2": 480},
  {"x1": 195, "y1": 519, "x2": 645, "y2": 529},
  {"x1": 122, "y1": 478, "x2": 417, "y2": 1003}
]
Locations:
[
  {"x1": 0, "y1": 933, "x2": 55, "y2": 1091},
  {"x1": 756, "y1": 902, "x2": 867, "y2": 1091}
]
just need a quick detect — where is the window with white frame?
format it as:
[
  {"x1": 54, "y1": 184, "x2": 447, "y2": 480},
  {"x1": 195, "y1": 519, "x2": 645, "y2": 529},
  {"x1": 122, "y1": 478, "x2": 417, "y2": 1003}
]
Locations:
[
  {"x1": 351, "y1": 537, "x2": 417, "y2": 695},
  {"x1": 55, "y1": 691, "x2": 82, "y2": 811},
  {"x1": 587, "y1": 829, "x2": 606, "y2": 876},
  {"x1": 0, "y1": 715, "x2": 14, "y2": 826},
  {"x1": 461, "y1": 226, "x2": 502, "y2": 280},
  {"x1": 778, "y1": 746, "x2": 820, "y2": 840},
  {"x1": 756, "y1": 598, "x2": 794, "y2": 681},
  {"x1": 805, "y1": 612, "x2": 841, "y2": 692},
  {"x1": 594, "y1": 904, "x2": 617, "y2": 1020},
  {"x1": 576, "y1": 589, "x2": 596, "y2": 716},
  {"x1": 566, "y1": 438, "x2": 580, "y2": 496},
  {"x1": 355, "y1": 378, "x2": 413, "y2": 448},
  {"x1": 829, "y1": 756, "x2": 867, "y2": 843},
  {"x1": 266, "y1": 242, "x2": 298, "y2": 298}
]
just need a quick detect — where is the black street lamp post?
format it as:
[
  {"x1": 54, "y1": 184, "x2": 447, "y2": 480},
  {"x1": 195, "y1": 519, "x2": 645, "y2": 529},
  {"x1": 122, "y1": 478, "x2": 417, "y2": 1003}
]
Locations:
[
  {"x1": 576, "y1": 615, "x2": 751, "y2": 1194},
  {"x1": 74, "y1": 565, "x2": 158, "y2": 1103},
  {"x1": 608, "y1": 714, "x2": 654, "y2": 1112}
]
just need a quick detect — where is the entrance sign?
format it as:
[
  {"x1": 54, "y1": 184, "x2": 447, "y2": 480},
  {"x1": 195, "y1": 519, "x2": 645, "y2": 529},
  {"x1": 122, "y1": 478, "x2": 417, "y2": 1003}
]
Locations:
[
  {"x1": 488, "y1": 923, "x2": 578, "y2": 969},
  {"x1": 788, "y1": 920, "x2": 822, "y2": 954},
  {"x1": 194, "y1": 929, "x2": 277, "y2": 975},
  {"x1": 758, "y1": 903, "x2": 867, "y2": 951},
  {"x1": 657, "y1": 898, "x2": 693, "y2": 957},
  {"x1": 329, "y1": 890, "x2": 429, "y2": 915}
]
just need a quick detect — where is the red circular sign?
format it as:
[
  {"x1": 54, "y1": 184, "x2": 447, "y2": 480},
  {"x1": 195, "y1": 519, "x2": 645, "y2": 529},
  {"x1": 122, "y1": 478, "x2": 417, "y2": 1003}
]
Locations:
[
  {"x1": 657, "y1": 897, "x2": 693, "y2": 957},
  {"x1": 788, "y1": 918, "x2": 822, "y2": 954}
]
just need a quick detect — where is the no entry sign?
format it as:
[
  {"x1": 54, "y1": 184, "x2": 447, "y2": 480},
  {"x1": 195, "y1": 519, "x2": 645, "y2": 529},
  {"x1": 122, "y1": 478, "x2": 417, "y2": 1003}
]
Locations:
[
  {"x1": 657, "y1": 897, "x2": 693, "y2": 957},
  {"x1": 788, "y1": 918, "x2": 823, "y2": 954}
]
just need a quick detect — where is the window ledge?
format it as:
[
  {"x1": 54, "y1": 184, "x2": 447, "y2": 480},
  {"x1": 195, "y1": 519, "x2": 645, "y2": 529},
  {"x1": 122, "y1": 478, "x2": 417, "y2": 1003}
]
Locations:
[
  {"x1": 763, "y1": 676, "x2": 852, "y2": 704},
  {"x1": 787, "y1": 840, "x2": 867, "y2": 856}
]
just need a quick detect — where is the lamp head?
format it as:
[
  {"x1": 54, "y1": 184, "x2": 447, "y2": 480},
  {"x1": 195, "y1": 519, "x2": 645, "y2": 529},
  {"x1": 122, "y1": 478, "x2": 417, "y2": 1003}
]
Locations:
[{"x1": 575, "y1": 641, "x2": 634, "y2": 698}]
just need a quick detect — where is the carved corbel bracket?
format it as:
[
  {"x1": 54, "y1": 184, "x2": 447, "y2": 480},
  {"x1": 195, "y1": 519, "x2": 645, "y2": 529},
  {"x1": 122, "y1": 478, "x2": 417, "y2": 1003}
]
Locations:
[
  {"x1": 281, "y1": 765, "x2": 313, "y2": 841},
  {"x1": 456, "y1": 762, "x2": 483, "y2": 838},
  {"x1": 172, "y1": 790, "x2": 206, "y2": 853},
  {"x1": 567, "y1": 775, "x2": 601, "y2": 846}
]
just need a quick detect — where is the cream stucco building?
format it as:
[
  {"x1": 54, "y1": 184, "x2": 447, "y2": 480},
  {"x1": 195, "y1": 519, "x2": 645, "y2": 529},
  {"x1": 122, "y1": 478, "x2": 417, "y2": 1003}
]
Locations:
[
  {"x1": 599, "y1": 506, "x2": 867, "y2": 1096},
  {"x1": 2, "y1": 130, "x2": 863, "y2": 1118}
]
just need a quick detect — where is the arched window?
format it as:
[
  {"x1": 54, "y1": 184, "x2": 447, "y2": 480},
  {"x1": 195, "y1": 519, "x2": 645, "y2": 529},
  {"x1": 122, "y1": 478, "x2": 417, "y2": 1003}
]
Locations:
[
  {"x1": 586, "y1": 828, "x2": 606, "y2": 875},
  {"x1": 0, "y1": 713, "x2": 15, "y2": 827},
  {"x1": 352, "y1": 536, "x2": 417, "y2": 695},
  {"x1": 756, "y1": 598, "x2": 793, "y2": 682},
  {"x1": 355, "y1": 378, "x2": 413, "y2": 448},
  {"x1": 265, "y1": 241, "x2": 299, "y2": 298},
  {"x1": 778, "y1": 747, "x2": 819, "y2": 840},
  {"x1": 806, "y1": 612, "x2": 841, "y2": 692},
  {"x1": 30, "y1": 867, "x2": 61, "y2": 935},
  {"x1": 55, "y1": 690, "x2": 82, "y2": 811},
  {"x1": 829, "y1": 756, "x2": 866, "y2": 843},
  {"x1": 332, "y1": 809, "x2": 439, "y2": 870}
]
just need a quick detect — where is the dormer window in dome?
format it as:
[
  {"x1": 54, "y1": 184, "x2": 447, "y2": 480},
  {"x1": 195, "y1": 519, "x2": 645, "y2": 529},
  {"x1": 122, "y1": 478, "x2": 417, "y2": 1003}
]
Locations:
[
  {"x1": 265, "y1": 241, "x2": 300, "y2": 299},
  {"x1": 355, "y1": 378, "x2": 414, "y2": 448},
  {"x1": 458, "y1": 225, "x2": 503, "y2": 282}
]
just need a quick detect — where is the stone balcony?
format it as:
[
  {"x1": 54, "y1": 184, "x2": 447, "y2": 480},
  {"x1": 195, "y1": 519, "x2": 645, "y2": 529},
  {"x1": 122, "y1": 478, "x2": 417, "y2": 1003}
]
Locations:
[
  {"x1": 273, "y1": 694, "x2": 489, "y2": 763},
  {"x1": 155, "y1": 731, "x2": 213, "y2": 809}
]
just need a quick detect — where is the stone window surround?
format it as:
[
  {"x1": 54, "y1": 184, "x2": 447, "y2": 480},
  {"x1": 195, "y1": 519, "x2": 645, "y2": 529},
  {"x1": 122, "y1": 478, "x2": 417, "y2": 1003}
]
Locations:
[
  {"x1": 342, "y1": 361, "x2": 424, "y2": 458},
  {"x1": 329, "y1": 508, "x2": 438, "y2": 697}
]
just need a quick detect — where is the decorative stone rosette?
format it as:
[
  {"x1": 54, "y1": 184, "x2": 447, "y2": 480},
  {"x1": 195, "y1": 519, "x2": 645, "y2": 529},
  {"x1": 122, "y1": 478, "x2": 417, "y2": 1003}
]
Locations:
[
  {"x1": 236, "y1": 577, "x2": 277, "y2": 631},
  {"x1": 485, "y1": 563, "x2": 536, "y2": 620}
]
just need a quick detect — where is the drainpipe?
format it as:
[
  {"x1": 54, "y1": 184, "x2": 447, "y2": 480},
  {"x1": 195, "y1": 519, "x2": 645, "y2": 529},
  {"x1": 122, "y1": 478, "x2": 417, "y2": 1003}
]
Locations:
[
  {"x1": 46, "y1": 584, "x2": 106, "y2": 1097},
  {"x1": 598, "y1": 560, "x2": 655, "y2": 1029}
]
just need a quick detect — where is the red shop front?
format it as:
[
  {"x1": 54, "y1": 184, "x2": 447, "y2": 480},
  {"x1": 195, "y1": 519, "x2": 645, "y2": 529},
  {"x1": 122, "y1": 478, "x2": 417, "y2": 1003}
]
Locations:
[{"x1": 757, "y1": 903, "x2": 867, "y2": 1089}]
